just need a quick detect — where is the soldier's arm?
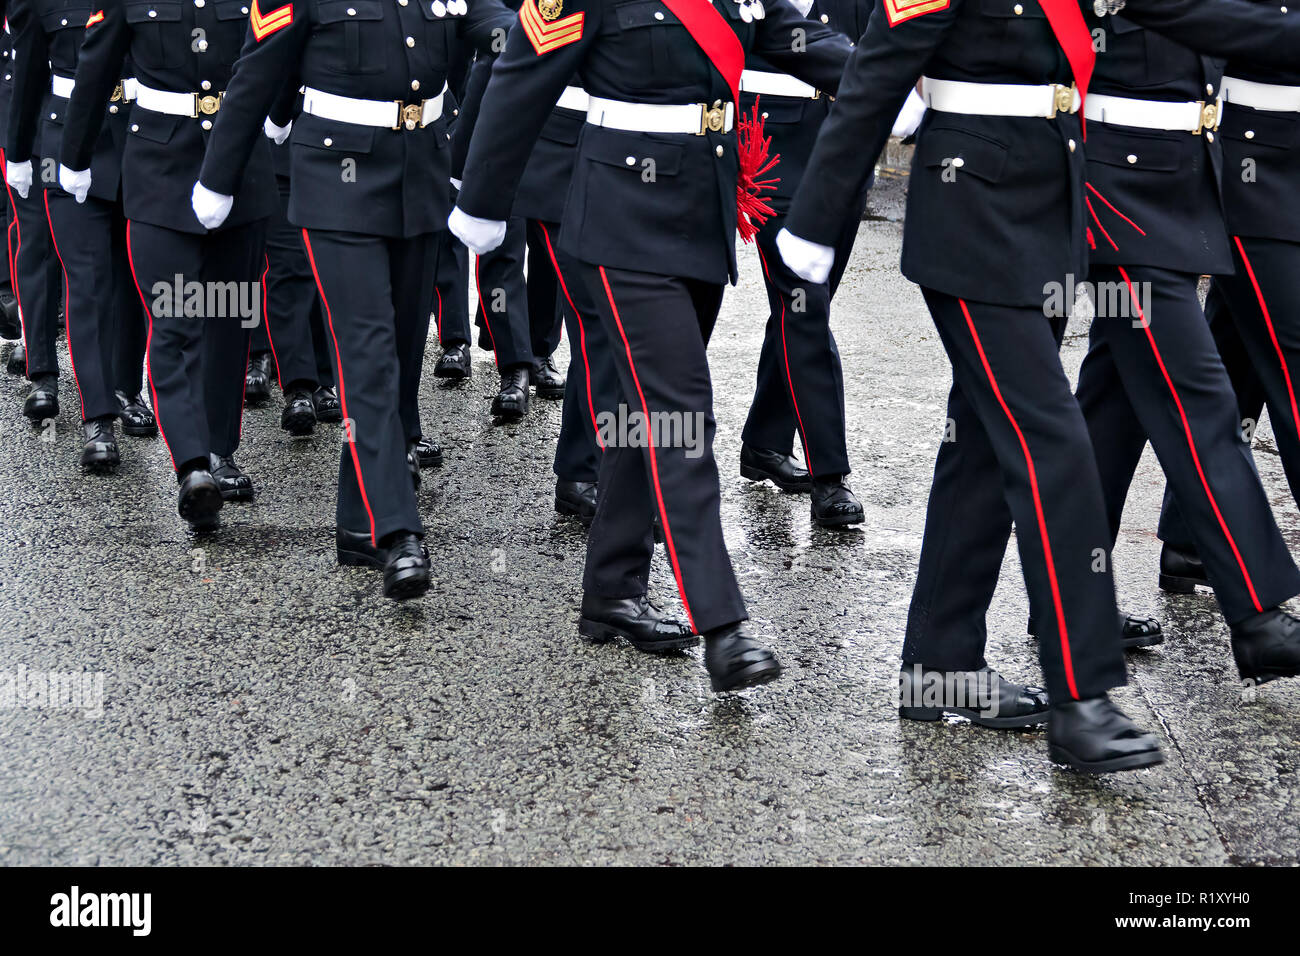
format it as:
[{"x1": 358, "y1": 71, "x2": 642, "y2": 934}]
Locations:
[
  {"x1": 6, "y1": 0, "x2": 52, "y2": 164},
  {"x1": 198, "y1": 3, "x2": 310, "y2": 196},
  {"x1": 785, "y1": 0, "x2": 963, "y2": 248},
  {"x1": 456, "y1": 0, "x2": 598, "y2": 224},
  {"x1": 458, "y1": 0, "x2": 520, "y2": 56},
  {"x1": 1121, "y1": 0, "x2": 1300, "y2": 66},
  {"x1": 61, "y1": 0, "x2": 132, "y2": 171},
  {"x1": 753, "y1": 0, "x2": 853, "y2": 94}
]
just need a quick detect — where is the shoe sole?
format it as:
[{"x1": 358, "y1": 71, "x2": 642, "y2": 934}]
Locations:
[
  {"x1": 23, "y1": 404, "x2": 58, "y2": 422},
  {"x1": 384, "y1": 567, "x2": 430, "y2": 601},
  {"x1": 578, "y1": 616, "x2": 699, "y2": 654},
  {"x1": 534, "y1": 385, "x2": 565, "y2": 401},
  {"x1": 244, "y1": 390, "x2": 271, "y2": 408},
  {"x1": 434, "y1": 367, "x2": 470, "y2": 380},
  {"x1": 813, "y1": 510, "x2": 865, "y2": 529},
  {"x1": 899, "y1": 705, "x2": 1049, "y2": 729},
  {"x1": 179, "y1": 485, "x2": 224, "y2": 532},
  {"x1": 1123, "y1": 633, "x2": 1166, "y2": 649},
  {"x1": 491, "y1": 401, "x2": 527, "y2": 421},
  {"x1": 740, "y1": 462, "x2": 812, "y2": 494},
  {"x1": 710, "y1": 659, "x2": 783, "y2": 693},
  {"x1": 1159, "y1": 572, "x2": 1206, "y2": 594},
  {"x1": 1048, "y1": 743, "x2": 1165, "y2": 774},
  {"x1": 281, "y1": 409, "x2": 317, "y2": 436},
  {"x1": 337, "y1": 546, "x2": 384, "y2": 570},
  {"x1": 555, "y1": 498, "x2": 595, "y2": 527},
  {"x1": 120, "y1": 422, "x2": 157, "y2": 437},
  {"x1": 315, "y1": 410, "x2": 343, "y2": 424},
  {"x1": 81, "y1": 451, "x2": 120, "y2": 474},
  {"x1": 219, "y1": 487, "x2": 256, "y2": 503},
  {"x1": 414, "y1": 454, "x2": 444, "y2": 469}
]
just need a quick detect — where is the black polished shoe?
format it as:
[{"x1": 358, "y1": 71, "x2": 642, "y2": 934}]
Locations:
[
  {"x1": 178, "y1": 469, "x2": 223, "y2": 532},
  {"x1": 491, "y1": 366, "x2": 529, "y2": 421},
  {"x1": 555, "y1": 479, "x2": 597, "y2": 526},
  {"x1": 1048, "y1": 695, "x2": 1164, "y2": 774},
  {"x1": 209, "y1": 453, "x2": 255, "y2": 501},
  {"x1": 5, "y1": 339, "x2": 25, "y2": 375},
  {"x1": 382, "y1": 532, "x2": 430, "y2": 600},
  {"x1": 336, "y1": 527, "x2": 385, "y2": 569},
  {"x1": 244, "y1": 352, "x2": 273, "y2": 407},
  {"x1": 0, "y1": 292, "x2": 18, "y2": 340},
  {"x1": 408, "y1": 436, "x2": 443, "y2": 469},
  {"x1": 1029, "y1": 610, "x2": 1165, "y2": 650},
  {"x1": 80, "y1": 417, "x2": 120, "y2": 473},
  {"x1": 280, "y1": 386, "x2": 316, "y2": 436},
  {"x1": 811, "y1": 475, "x2": 864, "y2": 528},
  {"x1": 434, "y1": 343, "x2": 471, "y2": 380},
  {"x1": 531, "y1": 354, "x2": 565, "y2": 400},
  {"x1": 407, "y1": 449, "x2": 422, "y2": 489},
  {"x1": 578, "y1": 593, "x2": 698, "y2": 653},
  {"x1": 1159, "y1": 541, "x2": 1208, "y2": 594},
  {"x1": 312, "y1": 385, "x2": 342, "y2": 423},
  {"x1": 1231, "y1": 608, "x2": 1300, "y2": 685},
  {"x1": 704, "y1": 623, "x2": 782, "y2": 692},
  {"x1": 739, "y1": 443, "x2": 812, "y2": 493},
  {"x1": 898, "y1": 664, "x2": 1050, "y2": 729},
  {"x1": 115, "y1": 390, "x2": 157, "y2": 436},
  {"x1": 22, "y1": 375, "x2": 58, "y2": 421}
]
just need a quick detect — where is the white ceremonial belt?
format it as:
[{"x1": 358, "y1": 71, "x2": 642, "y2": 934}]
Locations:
[
  {"x1": 135, "y1": 81, "x2": 224, "y2": 118},
  {"x1": 301, "y1": 84, "x2": 447, "y2": 130},
  {"x1": 51, "y1": 74, "x2": 75, "y2": 98},
  {"x1": 1085, "y1": 93, "x2": 1221, "y2": 134},
  {"x1": 556, "y1": 85, "x2": 590, "y2": 113},
  {"x1": 586, "y1": 96, "x2": 735, "y2": 135},
  {"x1": 1221, "y1": 75, "x2": 1300, "y2": 113},
  {"x1": 919, "y1": 76, "x2": 1080, "y2": 119},
  {"x1": 122, "y1": 78, "x2": 138, "y2": 102},
  {"x1": 739, "y1": 70, "x2": 820, "y2": 100}
]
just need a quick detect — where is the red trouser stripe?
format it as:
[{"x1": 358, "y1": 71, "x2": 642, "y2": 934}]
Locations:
[
  {"x1": 1085, "y1": 197, "x2": 1118, "y2": 252},
  {"x1": 959, "y1": 298, "x2": 1079, "y2": 699},
  {"x1": 539, "y1": 222, "x2": 602, "y2": 447},
  {"x1": 434, "y1": 286, "x2": 443, "y2": 341},
  {"x1": 124, "y1": 220, "x2": 177, "y2": 469},
  {"x1": 260, "y1": 254, "x2": 284, "y2": 387},
  {"x1": 473, "y1": 256, "x2": 500, "y2": 367},
  {"x1": 302, "y1": 228, "x2": 378, "y2": 546},
  {"x1": 757, "y1": 244, "x2": 815, "y2": 477},
  {"x1": 43, "y1": 190, "x2": 86, "y2": 419},
  {"x1": 1234, "y1": 235, "x2": 1300, "y2": 449},
  {"x1": 1120, "y1": 267, "x2": 1263, "y2": 613},
  {"x1": 599, "y1": 266, "x2": 697, "y2": 633}
]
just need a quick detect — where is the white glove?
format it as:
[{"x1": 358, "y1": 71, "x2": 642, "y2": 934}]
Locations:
[
  {"x1": 776, "y1": 228, "x2": 834, "y2": 285},
  {"x1": 891, "y1": 88, "x2": 927, "y2": 140},
  {"x1": 58, "y1": 165, "x2": 92, "y2": 203},
  {"x1": 448, "y1": 205, "x2": 506, "y2": 255},
  {"x1": 5, "y1": 159, "x2": 32, "y2": 200},
  {"x1": 191, "y1": 181, "x2": 234, "y2": 231},
  {"x1": 264, "y1": 116, "x2": 292, "y2": 145}
]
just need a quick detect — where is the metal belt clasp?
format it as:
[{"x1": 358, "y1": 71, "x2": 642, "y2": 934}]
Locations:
[
  {"x1": 699, "y1": 100, "x2": 727, "y2": 135},
  {"x1": 1048, "y1": 84, "x2": 1076, "y2": 119},
  {"x1": 195, "y1": 93, "x2": 222, "y2": 116},
  {"x1": 396, "y1": 102, "x2": 423, "y2": 130},
  {"x1": 1195, "y1": 99, "x2": 1221, "y2": 134},
  {"x1": 111, "y1": 82, "x2": 124, "y2": 102}
]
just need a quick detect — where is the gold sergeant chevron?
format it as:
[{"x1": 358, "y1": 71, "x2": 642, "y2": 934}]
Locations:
[
  {"x1": 521, "y1": 0, "x2": 585, "y2": 56},
  {"x1": 250, "y1": 0, "x2": 294, "y2": 41},
  {"x1": 883, "y1": 0, "x2": 951, "y2": 27}
]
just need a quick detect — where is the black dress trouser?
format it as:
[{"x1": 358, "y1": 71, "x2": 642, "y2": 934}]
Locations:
[
  {"x1": 126, "y1": 218, "x2": 264, "y2": 470},
  {"x1": 903, "y1": 290, "x2": 1128, "y2": 704},
  {"x1": 571, "y1": 261, "x2": 747, "y2": 635},
  {"x1": 474, "y1": 215, "x2": 565, "y2": 369},
  {"x1": 6, "y1": 171, "x2": 61, "y2": 379},
  {"x1": 46, "y1": 189, "x2": 145, "y2": 421},
  {"x1": 261, "y1": 173, "x2": 332, "y2": 390},
  {"x1": 1076, "y1": 264, "x2": 1300, "y2": 626},
  {"x1": 301, "y1": 227, "x2": 436, "y2": 544},
  {"x1": 1160, "y1": 237, "x2": 1300, "y2": 554}
]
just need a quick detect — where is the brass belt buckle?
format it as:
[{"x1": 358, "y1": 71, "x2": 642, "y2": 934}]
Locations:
[
  {"x1": 1048, "y1": 83, "x2": 1075, "y2": 119},
  {"x1": 195, "y1": 93, "x2": 221, "y2": 116},
  {"x1": 698, "y1": 100, "x2": 727, "y2": 135},
  {"x1": 1195, "y1": 100, "x2": 1220, "y2": 134},
  {"x1": 111, "y1": 82, "x2": 124, "y2": 103},
  {"x1": 398, "y1": 102, "x2": 423, "y2": 130}
]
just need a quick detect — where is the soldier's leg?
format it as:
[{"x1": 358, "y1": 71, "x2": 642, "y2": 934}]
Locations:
[
  {"x1": 391, "y1": 232, "x2": 438, "y2": 446},
  {"x1": 1091, "y1": 264, "x2": 1300, "y2": 625},
  {"x1": 474, "y1": 216, "x2": 533, "y2": 370},
  {"x1": 11, "y1": 184, "x2": 61, "y2": 386},
  {"x1": 263, "y1": 178, "x2": 324, "y2": 393},
  {"x1": 923, "y1": 289, "x2": 1127, "y2": 704},
  {"x1": 526, "y1": 221, "x2": 563, "y2": 361},
  {"x1": 201, "y1": 219, "x2": 264, "y2": 461},
  {"x1": 110, "y1": 199, "x2": 148, "y2": 404},
  {"x1": 303, "y1": 228, "x2": 421, "y2": 545},
  {"x1": 435, "y1": 229, "x2": 471, "y2": 348}
]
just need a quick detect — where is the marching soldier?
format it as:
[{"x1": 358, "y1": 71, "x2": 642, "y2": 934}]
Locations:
[
  {"x1": 433, "y1": 44, "x2": 474, "y2": 382},
  {"x1": 1071, "y1": 12, "x2": 1300, "y2": 685},
  {"x1": 736, "y1": 0, "x2": 869, "y2": 529},
  {"x1": 0, "y1": 11, "x2": 25, "y2": 356},
  {"x1": 7, "y1": 0, "x2": 154, "y2": 472},
  {"x1": 193, "y1": 0, "x2": 515, "y2": 600},
  {"x1": 59, "y1": 0, "x2": 278, "y2": 530},
  {"x1": 779, "y1": 0, "x2": 1300, "y2": 771},
  {"x1": 453, "y1": 0, "x2": 854, "y2": 692}
]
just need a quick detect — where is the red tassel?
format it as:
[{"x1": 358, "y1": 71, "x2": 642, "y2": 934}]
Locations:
[{"x1": 736, "y1": 96, "x2": 780, "y2": 244}]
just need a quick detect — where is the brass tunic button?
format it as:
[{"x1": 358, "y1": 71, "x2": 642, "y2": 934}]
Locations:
[
  {"x1": 1127, "y1": 154, "x2": 1138, "y2": 164},
  {"x1": 201, "y1": 119, "x2": 212, "y2": 130},
  {"x1": 406, "y1": 36, "x2": 415, "y2": 47},
  {"x1": 1014, "y1": 3, "x2": 1023, "y2": 13},
  {"x1": 1245, "y1": 130, "x2": 1256, "y2": 139},
  {"x1": 411, "y1": 80, "x2": 420, "y2": 91},
  {"x1": 324, "y1": 137, "x2": 334, "y2": 146},
  {"x1": 1068, "y1": 138, "x2": 1076, "y2": 152},
  {"x1": 715, "y1": 145, "x2": 724, "y2": 157}
]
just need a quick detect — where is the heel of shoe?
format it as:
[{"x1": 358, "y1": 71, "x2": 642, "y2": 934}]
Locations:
[
  {"x1": 739, "y1": 463, "x2": 766, "y2": 484},
  {"x1": 1158, "y1": 573, "x2": 1199, "y2": 594},
  {"x1": 899, "y1": 705, "x2": 943, "y2": 722},
  {"x1": 578, "y1": 617, "x2": 617, "y2": 644}
]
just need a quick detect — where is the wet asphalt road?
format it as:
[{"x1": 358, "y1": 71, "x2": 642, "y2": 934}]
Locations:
[{"x1": 2, "y1": 161, "x2": 1300, "y2": 866}]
